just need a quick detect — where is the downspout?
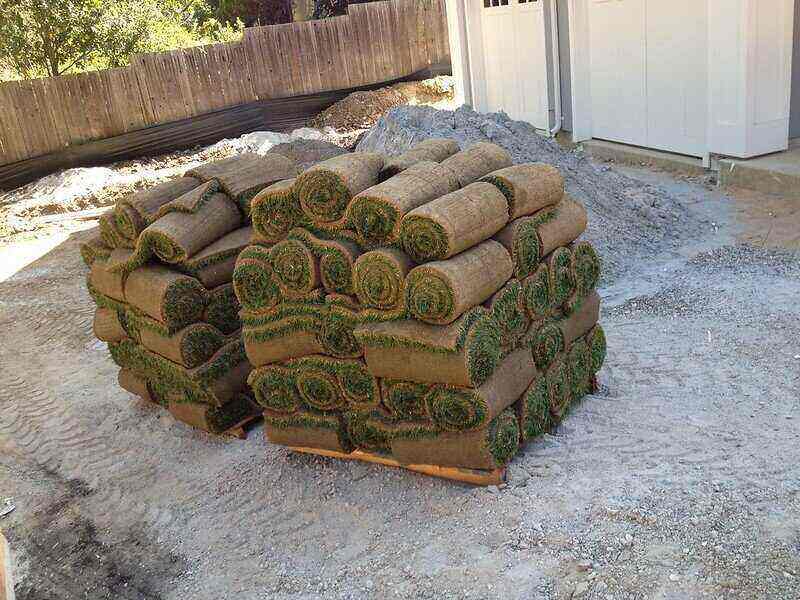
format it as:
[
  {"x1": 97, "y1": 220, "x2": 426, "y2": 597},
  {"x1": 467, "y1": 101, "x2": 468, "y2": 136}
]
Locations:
[{"x1": 548, "y1": 0, "x2": 563, "y2": 137}]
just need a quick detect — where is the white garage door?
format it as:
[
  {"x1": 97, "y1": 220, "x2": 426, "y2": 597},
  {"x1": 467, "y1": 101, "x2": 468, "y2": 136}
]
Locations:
[
  {"x1": 588, "y1": 0, "x2": 708, "y2": 157},
  {"x1": 480, "y1": 0, "x2": 551, "y2": 130}
]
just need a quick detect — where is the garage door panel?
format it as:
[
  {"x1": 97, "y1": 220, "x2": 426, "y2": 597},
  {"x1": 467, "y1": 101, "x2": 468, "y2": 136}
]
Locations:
[{"x1": 588, "y1": 0, "x2": 647, "y2": 147}]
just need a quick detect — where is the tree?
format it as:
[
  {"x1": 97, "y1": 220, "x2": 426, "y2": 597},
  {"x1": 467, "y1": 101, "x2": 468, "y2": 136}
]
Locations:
[
  {"x1": 0, "y1": 0, "x2": 242, "y2": 80},
  {"x1": 215, "y1": 0, "x2": 293, "y2": 26},
  {"x1": 312, "y1": 0, "x2": 348, "y2": 19}
]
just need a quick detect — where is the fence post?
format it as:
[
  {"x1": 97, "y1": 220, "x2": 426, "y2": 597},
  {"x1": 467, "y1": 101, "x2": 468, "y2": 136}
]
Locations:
[{"x1": 0, "y1": 532, "x2": 13, "y2": 600}]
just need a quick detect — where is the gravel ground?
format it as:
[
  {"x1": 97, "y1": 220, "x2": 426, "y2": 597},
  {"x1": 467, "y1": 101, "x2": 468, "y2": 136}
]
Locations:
[{"x1": 1, "y1": 111, "x2": 799, "y2": 599}]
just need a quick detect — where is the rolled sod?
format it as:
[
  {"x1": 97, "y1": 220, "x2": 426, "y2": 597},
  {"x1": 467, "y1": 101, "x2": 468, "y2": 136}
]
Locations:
[
  {"x1": 187, "y1": 152, "x2": 298, "y2": 214},
  {"x1": 381, "y1": 379, "x2": 432, "y2": 420},
  {"x1": 250, "y1": 179, "x2": 304, "y2": 243},
  {"x1": 381, "y1": 138, "x2": 461, "y2": 179},
  {"x1": 203, "y1": 283, "x2": 242, "y2": 335},
  {"x1": 288, "y1": 229, "x2": 361, "y2": 296},
  {"x1": 93, "y1": 308, "x2": 127, "y2": 343},
  {"x1": 139, "y1": 322, "x2": 227, "y2": 369},
  {"x1": 287, "y1": 356, "x2": 380, "y2": 411},
  {"x1": 318, "y1": 304, "x2": 363, "y2": 359},
  {"x1": 522, "y1": 263, "x2": 552, "y2": 321},
  {"x1": 546, "y1": 358, "x2": 571, "y2": 422},
  {"x1": 347, "y1": 161, "x2": 460, "y2": 248},
  {"x1": 344, "y1": 410, "x2": 392, "y2": 454},
  {"x1": 424, "y1": 346, "x2": 537, "y2": 432},
  {"x1": 113, "y1": 177, "x2": 199, "y2": 240},
  {"x1": 80, "y1": 236, "x2": 112, "y2": 267},
  {"x1": 188, "y1": 339, "x2": 252, "y2": 406},
  {"x1": 390, "y1": 408, "x2": 520, "y2": 470},
  {"x1": 567, "y1": 339, "x2": 592, "y2": 398},
  {"x1": 531, "y1": 321, "x2": 564, "y2": 371},
  {"x1": 168, "y1": 393, "x2": 259, "y2": 435},
  {"x1": 487, "y1": 279, "x2": 530, "y2": 352},
  {"x1": 439, "y1": 142, "x2": 513, "y2": 188},
  {"x1": 559, "y1": 291, "x2": 601, "y2": 346},
  {"x1": 352, "y1": 248, "x2": 413, "y2": 310},
  {"x1": 404, "y1": 240, "x2": 513, "y2": 325},
  {"x1": 88, "y1": 254, "x2": 127, "y2": 302},
  {"x1": 98, "y1": 212, "x2": 126, "y2": 248},
  {"x1": 264, "y1": 410, "x2": 354, "y2": 454},
  {"x1": 124, "y1": 266, "x2": 208, "y2": 333},
  {"x1": 244, "y1": 320, "x2": 324, "y2": 367},
  {"x1": 118, "y1": 369, "x2": 155, "y2": 403},
  {"x1": 249, "y1": 365, "x2": 302, "y2": 413},
  {"x1": 152, "y1": 180, "x2": 221, "y2": 219},
  {"x1": 233, "y1": 245, "x2": 280, "y2": 313},
  {"x1": 178, "y1": 226, "x2": 253, "y2": 289},
  {"x1": 295, "y1": 152, "x2": 384, "y2": 227},
  {"x1": 565, "y1": 241, "x2": 602, "y2": 315},
  {"x1": 140, "y1": 193, "x2": 243, "y2": 265},
  {"x1": 399, "y1": 182, "x2": 509, "y2": 263},
  {"x1": 480, "y1": 163, "x2": 564, "y2": 220},
  {"x1": 546, "y1": 246, "x2": 576, "y2": 308},
  {"x1": 269, "y1": 237, "x2": 320, "y2": 297},
  {"x1": 516, "y1": 376, "x2": 551, "y2": 442},
  {"x1": 355, "y1": 307, "x2": 502, "y2": 387},
  {"x1": 586, "y1": 324, "x2": 607, "y2": 374}
]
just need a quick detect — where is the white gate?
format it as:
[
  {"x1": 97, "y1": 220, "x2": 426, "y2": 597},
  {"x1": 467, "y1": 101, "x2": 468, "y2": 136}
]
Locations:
[
  {"x1": 480, "y1": 0, "x2": 551, "y2": 129},
  {"x1": 588, "y1": 0, "x2": 709, "y2": 157}
]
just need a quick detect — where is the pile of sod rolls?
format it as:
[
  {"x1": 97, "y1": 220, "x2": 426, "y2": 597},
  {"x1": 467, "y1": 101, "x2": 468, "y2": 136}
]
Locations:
[
  {"x1": 238, "y1": 139, "x2": 606, "y2": 472},
  {"x1": 82, "y1": 153, "x2": 299, "y2": 434}
]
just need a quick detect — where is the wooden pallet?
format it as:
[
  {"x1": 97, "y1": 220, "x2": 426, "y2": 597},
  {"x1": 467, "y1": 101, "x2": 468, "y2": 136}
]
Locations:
[
  {"x1": 288, "y1": 446, "x2": 506, "y2": 487},
  {"x1": 0, "y1": 532, "x2": 13, "y2": 600}
]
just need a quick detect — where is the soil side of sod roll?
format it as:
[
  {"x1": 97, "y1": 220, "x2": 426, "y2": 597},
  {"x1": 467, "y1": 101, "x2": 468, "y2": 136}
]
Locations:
[{"x1": 381, "y1": 138, "x2": 461, "y2": 179}]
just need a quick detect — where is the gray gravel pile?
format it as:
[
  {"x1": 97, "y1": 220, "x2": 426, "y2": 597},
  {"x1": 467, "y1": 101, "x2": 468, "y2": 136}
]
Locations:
[{"x1": 357, "y1": 106, "x2": 708, "y2": 282}]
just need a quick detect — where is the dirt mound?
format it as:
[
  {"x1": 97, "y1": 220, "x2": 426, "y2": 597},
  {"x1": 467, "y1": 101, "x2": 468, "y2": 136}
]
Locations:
[{"x1": 357, "y1": 105, "x2": 709, "y2": 283}]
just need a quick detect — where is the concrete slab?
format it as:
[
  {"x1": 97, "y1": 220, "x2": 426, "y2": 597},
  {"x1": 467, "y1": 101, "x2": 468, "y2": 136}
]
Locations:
[
  {"x1": 582, "y1": 139, "x2": 706, "y2": 177},
  {"x1": 718, "y1": 138, "x2": 800, "y2": 198}
]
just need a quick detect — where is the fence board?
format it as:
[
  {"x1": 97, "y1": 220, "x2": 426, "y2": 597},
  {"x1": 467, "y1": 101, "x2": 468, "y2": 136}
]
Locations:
[{"x1": 0, "y1": 0, "x2": 450, "y2": 172}]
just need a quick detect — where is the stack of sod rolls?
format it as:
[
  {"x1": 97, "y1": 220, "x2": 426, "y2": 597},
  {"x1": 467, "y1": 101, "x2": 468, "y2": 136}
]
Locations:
[
  {"x1": 236, "y1": 141, "x2": 606, "y2": 475},
  {"x1": 81, "y1": 153, "x2": 298, "y2": 435}
]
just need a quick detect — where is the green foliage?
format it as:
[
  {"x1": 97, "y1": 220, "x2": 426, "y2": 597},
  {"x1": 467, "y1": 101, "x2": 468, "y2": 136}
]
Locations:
[
  {"x1": 486, "y1": 409, "x2": 520, "y2": 467},
  {"x1": 0, "y1": 0, "x2": 243, "y2": 80},
  {"x1": 425, "y1": 386, "x2": 487, "y2": 432}
]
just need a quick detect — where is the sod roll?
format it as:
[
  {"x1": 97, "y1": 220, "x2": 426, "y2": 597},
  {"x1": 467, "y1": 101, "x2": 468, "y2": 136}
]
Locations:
[
  {"x1": 522, "y1": 264, "x2": 552, "y2": 321},
  {"x1": 118, "y1": 369, "x2": 154, "y2": 403},
  {"x1": 487, "y1": 279, "x2": 530, "y2": 351},
  {"x1": 546, "y1": 357, "x2": 571, "y2": 421},
  {"x1": 381, "y1": 379, "x2": 431, "y2": 421},
  {"x1": 480, "y1": 163, "x2": 564, "y2": 220},
  {"x1": 80, "y1": 236, "x2": 112, "y2": 267},
  {"x1": 295, "y1": 152, "x2": 384, "y2": 226},
  {"x1": 187, "y1": 153, "x2": 298, "y2": 214},
  {"x1": 93, "y1": 308, "x2": 127, "y2": 343},
  {"x1": 348, "y1": 161, "x2": 460, "y2": 248},
  {"x1": 586, "y1": 324, "x2": 607, "y2": 375},
  {"x1": 288, "y1": 356, "x2": 379, "y2": 412},
  {"x1": 264, "y1": 410, "x2": 354, "y2": 453},
  {"x1": 569, "y1": 241, "x2": 602, "y2": 299},
  {"x1": 203, "y1": 283, "x2": 241, "y2": 335},
  {"x1": 439, "y1": 142, "x2": 513, "y2": 188},
  {"x1": 124, "y1": 266, "x2": 207, "y2": 333},
  {"x1": 424, "y1": 346, "x2": 537, "y2": 432},
  {"x1": 381, "y1": 138, "x2": 461, "y2": 179},
  {"x1": 344, "y1": 410, "x2": 392, "y2": 454},
  {"x1": 559, "y1": 291, "x2": 600, "y2": 346},
  {"x1": 288, "y1": 229, "x2": 361, "y2": 296},
  {"x1": 269, "y1": 237, "x2": 319, "y2": 297},
  {"x1": 355, "y1": 307, "x2": 501, "y2": 387},
  {"x1": 232, "y1": 245, "x2": 280, "y2": 313},
  {"x1": 139, "y1": 322, "x2": 227, "y2": 369},
  {"x1": 153, "y1": 180, "x2": 221, "y2": 219},
  {"x1": 399, "y1": 182, "x2": 509, "y2": 263},
  {"x1": 88, "y1": 254, "x2": 127, "y2": 302},
  {"x1": 179, "y1": 226, "x2": 253, "y2": 289},
  {"x1": 567, "y1": 338, "x2": 592, "y2": 398},
  {"x1": 404, "y1": 240, "x2": 513, "y2": 325},
  {"x1": 516, "y1": 376, "x2": 551, "y2": 442},
  {"x1": 546, "y1": 246, "x2": 575, "y2": 309},
  {"x1": 140, "y1": 193, "x2": 242, "y2": 265},
  {"x1": 390, "y1": 408, "x2": 520, "y2": 470},
  {"x1": 113, "y1": 177, "x2": 199, "y2": 240},
  {"x1": 352, "y1": 248, "x2": 413, "y2": 310},
  {"x1": 245, "y1": 320, "x2": 324, "y2": 367},
  {"x1": 318, "y1": 303, "x2": 363, "y2": 359},
  {"x1": 168, "y1": 393, "x2": 259, "y2": 434},
  {"x1": 188, "y1": 339, "x2": 252, "y2": 406},
  {"x1": 250, "y1": 365, "x2": 303, "y2": 414},
  {"x1": 250, "y1": 179, "x2": 303, "y2": 243},
  {"x1": 98, "y1": 212, "x2": 126, "y2": 248},
  {"x1": 531, "y1": 321, "x2": 564, "y2": 371}
]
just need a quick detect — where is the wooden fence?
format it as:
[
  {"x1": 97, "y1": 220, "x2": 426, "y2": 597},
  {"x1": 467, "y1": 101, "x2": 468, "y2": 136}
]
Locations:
[{"x1": 0, "y1": 0, "x2": 449, "y2": 169}]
